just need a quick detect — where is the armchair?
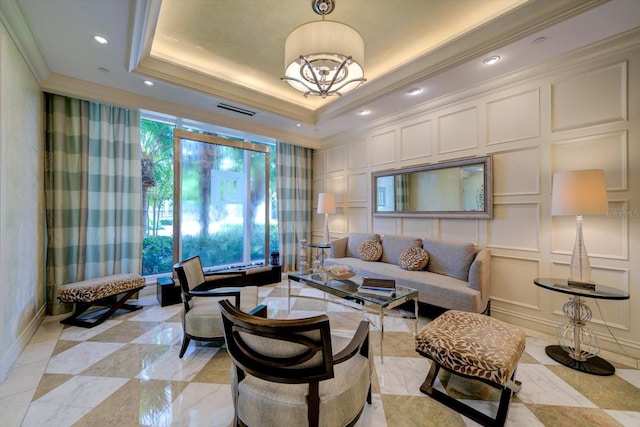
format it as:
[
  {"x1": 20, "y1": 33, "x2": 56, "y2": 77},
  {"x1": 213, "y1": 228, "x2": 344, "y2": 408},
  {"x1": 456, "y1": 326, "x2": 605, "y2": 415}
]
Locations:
[
  {"x1": 218, "y1": 299, "x2": 372, "y2": 427},
  {"x1": 173, "y1": 255, "x2": 256, "y2": 358}
]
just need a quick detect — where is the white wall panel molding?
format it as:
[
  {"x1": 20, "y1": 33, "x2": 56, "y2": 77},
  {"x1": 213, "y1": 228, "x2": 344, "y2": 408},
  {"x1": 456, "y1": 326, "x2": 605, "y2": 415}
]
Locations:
[
  {"x1": 488, "y1": 202, "x2": 540, "y2": 251},
  {"x1": 328, "y1": 209, "x2": 346, "y2": 236},
  {"x1": 551, "y1": 61, "x2": 627, "y2": 132},
  {"x1": 437, "y1": 106, "x2": 479, "y2": 155},
  {"x1": 490, "y1": 255, "x2": 541, "y2": 310},
  {"x1": 436, "y1": 219, "x2": 480, "y2": 244},
  {"x1": 344, "y1": 207, "x2": 371, "y2": 234},
  {"x1": 370, "y1": 130, "x2": 397, "y2": 167},
  {"x1": 550, "y1": 262, "x2": 630, "y2": 331},
  {"x1": 313, "y1": 151, "x2": 325, "y2": 178},
  {"x1": 551, "y1": 130, "x2": 628, "y2": 191},
  {"x1": 400, "y1": 119, "x2": 432, "y2": 162},
  {"x1": 326, "y1": 146, "x2": 346, "y2": 174},
  {"x1": 551, "y1": 199, "x2": 628, "y2": 261},
  {"x1": 326, "y1": 176, "x2": 346, "y2": 202},
  {"x1": 487, "y1": 88, "x2": 540, "y2": 146},
  {"x1": 347, "y1": 137, "x2": 369, "y2": 170},
  {"x1": 402, "y1": 217, "x2": 434, "y2": 239},
  {"x1": 491, "y1": 146, "x2": 540, "y2": 196},
  {"x1": 346, "y1": 173, "x2": 369, "y2": 204}
]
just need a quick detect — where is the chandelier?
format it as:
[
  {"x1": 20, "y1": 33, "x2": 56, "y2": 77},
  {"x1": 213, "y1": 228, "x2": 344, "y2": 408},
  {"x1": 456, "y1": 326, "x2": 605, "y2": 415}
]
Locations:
[{"x1": 282, "y1": 0, "x2": 366, "y2": 98}]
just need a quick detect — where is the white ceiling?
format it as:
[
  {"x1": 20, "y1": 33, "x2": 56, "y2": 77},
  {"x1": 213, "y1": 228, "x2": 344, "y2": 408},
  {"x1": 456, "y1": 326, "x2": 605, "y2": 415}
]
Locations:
[{"x1": 2, "y1": 0, "x2": 640, "y2": 146}]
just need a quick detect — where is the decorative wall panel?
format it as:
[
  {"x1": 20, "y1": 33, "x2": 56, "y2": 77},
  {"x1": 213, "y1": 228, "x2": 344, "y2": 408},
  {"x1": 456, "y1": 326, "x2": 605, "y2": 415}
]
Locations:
[
  {"x1": 491, "y1": 255, "x2": 541, "y2": 310},
  {"x1": 347, "y1": 137, "x2": 369, "y2": 170},
  {"x1": 437, "y1": 106, "x2": 478, "y2": 154},
  {"x1": 326, "y1": 145, "x2": 346, "y2": 174},
  {"x1": 551, "y1": 62, "x2": 626, "y2": 132},
  {"x1": 492, "y1": 146, "x2": 540, "y2": 196},
  {"x1": 313, "y1": 150, "x2": 325, "y2": 176},
  {"x1": 326, "y1": 175, "x2": 345, "y2": 202},
  {"x1": 487, "y1": 88, "x2": 540, "y2": 145},
  {"x1": 347, "y1": 207, "x2": 370, "y2": 234},
  {"x1": 488, "y1": 203, "x2": 540, "y2": 251},
  {"x1": 400, "y1": 119, "x2": 432, "y2": 161},
  {"x1": 371, "y1": 130, "x2": 396, "y2": 166},
  {"x1": 552, "y1": 131, "x2": 627, "y2": 191},
  {"x1": 402, "y1": 217, "x2": 433, "y2": 239},
  {"x1": 437, "y1": 219, "x2": 479, "y2": 244},
  {"x1": 347, "y1": 172, "x2": 369, "y2": 203},
  {"x1": 551, "y1": 200, "x2": 628, "y2": 260}
]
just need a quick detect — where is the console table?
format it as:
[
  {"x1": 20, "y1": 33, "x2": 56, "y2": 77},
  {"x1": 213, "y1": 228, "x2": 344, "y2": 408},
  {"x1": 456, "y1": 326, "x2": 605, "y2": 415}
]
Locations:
[{"x1": 533, "y1": 277, "x2": 629, "y2": 376}]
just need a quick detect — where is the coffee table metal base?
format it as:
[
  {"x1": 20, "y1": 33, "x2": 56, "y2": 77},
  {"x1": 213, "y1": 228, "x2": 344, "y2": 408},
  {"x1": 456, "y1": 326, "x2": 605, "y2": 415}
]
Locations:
[
  {"x1": 288, "y1": 275, "x2": 418, "y2": 363},
  {"x1": 545, "y1": 345, "x2": 615, "y2": 376}
]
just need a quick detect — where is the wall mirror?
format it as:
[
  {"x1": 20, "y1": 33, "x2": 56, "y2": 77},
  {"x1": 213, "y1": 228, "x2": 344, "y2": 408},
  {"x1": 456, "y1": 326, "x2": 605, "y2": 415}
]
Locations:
[{"x1": 372, "y1": 156, "x2": 492, "y2": 219}]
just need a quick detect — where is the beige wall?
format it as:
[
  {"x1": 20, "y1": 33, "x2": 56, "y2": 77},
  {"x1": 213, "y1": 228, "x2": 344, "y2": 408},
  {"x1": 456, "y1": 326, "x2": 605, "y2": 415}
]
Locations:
[
  {"x1": 313, "y1": 31, "x2": 640, "y2": 361},
  {"x1": 0, "y1": 21, "x2": 45, "y2": 381}
]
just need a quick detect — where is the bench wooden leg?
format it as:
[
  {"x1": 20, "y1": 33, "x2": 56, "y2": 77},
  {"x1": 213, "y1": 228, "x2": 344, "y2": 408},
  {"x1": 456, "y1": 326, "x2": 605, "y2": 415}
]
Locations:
[
  {"x1": 419, "y1": 361, "x2": 517, "y2": 427},
  {"x1": 61, "y1": 286, "x2": 144, "y2": 328}
]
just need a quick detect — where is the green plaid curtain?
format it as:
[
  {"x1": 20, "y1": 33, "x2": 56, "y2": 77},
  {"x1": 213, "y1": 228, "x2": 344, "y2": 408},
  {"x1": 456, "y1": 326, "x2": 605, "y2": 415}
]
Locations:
[
  {"x1": 276, "y1": 142, "x2": 313, "y2": 271},
  {"x1": 45, "y1": 94, "x2": 142, "y2": 315},
  {"x1": 395, "y1": 173, "x2": 410, "y2": 211}
]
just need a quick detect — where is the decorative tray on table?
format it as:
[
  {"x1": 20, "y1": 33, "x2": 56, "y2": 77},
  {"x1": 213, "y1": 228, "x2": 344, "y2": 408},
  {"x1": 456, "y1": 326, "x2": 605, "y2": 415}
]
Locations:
[{"x1": 324, "y1": 265, "x2": 356, "y2": 280}]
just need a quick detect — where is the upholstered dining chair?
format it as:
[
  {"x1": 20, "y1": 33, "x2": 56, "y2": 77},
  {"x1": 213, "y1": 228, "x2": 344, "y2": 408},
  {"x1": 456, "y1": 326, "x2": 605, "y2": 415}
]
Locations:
[
  {"x1": 173, "y1": 255, "x2": 257, "y2": 358},
  {"x1": 218, "y1": 299, "x2": 372, "y2": 427}
]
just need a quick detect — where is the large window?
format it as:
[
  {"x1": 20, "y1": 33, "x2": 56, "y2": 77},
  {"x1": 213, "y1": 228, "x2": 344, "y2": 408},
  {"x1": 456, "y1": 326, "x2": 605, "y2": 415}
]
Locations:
[{"x1": 140, "y1": 117, "x2": 278, "y2": 276}]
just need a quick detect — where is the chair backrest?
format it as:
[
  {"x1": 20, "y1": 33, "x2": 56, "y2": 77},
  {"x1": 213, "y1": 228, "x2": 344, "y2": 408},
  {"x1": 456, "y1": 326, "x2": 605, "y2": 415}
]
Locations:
[
  {"x1": 219, "y1": 299, "x2": 335, "y2": 384},
  {"x1": 174, "y1": 255, "x2": 206, "y2": 293}
]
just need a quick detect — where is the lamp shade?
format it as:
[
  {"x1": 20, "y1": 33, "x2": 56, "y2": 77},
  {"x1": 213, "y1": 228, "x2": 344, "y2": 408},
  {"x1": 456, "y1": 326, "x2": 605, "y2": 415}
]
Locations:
[
  {"x1": 317, "y1": 192, "x2": 336, "y2": 214},
  {"x1": 551, "y1": 169, "x2": 608, "y2": 216},
  {"x1": 283, "y1": 20, "x2": 365, "y2": 97}
]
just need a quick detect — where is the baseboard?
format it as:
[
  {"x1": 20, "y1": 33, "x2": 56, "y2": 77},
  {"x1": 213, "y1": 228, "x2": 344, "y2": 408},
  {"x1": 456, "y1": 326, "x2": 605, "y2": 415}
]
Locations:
[{"x1": 0, "y1": 303, "x2": 46, "y2": 382}]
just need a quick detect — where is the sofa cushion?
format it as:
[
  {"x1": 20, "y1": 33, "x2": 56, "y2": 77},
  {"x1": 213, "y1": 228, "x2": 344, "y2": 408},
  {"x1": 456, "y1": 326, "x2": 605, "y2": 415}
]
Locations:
[
  {"x1": 380, "y1": 235, "x2": 422, "y2": 265},
  {"x1": 399, "y1": 247, "x2": 429, "y2": 271},
  {"x1": 346, "y1": 233, "x2": 380, "y2": 258},
  {"x1": 358, "y1": 239, "x2": 383, "y2": 261},
  {"x1": 423, "y1": 238, "x2": 476, "y2": 281}
]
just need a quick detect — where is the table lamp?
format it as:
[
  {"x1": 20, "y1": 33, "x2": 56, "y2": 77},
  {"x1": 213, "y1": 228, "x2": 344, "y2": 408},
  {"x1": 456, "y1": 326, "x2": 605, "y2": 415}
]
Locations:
[
  {"x1": 551, "y1": 169, "x2": 608, "y2": 287},
  {"x1": 317, "y1": 192, "x2": 336, "y2": 244}
]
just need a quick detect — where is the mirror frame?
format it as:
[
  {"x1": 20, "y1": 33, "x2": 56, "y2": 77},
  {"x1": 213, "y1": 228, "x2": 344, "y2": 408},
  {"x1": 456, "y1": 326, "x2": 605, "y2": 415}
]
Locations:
[{"x1": 372, "y1": 156, "x2": 493, "y2": 219}]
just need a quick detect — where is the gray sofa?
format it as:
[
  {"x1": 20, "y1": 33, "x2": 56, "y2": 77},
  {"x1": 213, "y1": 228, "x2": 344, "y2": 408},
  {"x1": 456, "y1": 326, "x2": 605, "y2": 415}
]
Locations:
[{"x1": 325, "y1": 233, "x2": 491, "y2": 314}]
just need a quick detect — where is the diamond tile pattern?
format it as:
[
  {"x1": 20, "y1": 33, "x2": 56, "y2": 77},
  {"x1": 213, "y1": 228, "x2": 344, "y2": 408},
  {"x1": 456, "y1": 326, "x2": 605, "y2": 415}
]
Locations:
[{"x1": 2, "y1": 278, "x2": 639, "y2": 426}]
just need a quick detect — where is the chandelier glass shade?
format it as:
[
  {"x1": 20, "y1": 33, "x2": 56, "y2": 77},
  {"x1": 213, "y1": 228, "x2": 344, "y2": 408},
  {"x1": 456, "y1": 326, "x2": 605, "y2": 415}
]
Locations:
[{"x1": 283, "y1": 20, "x2": 365, "y2": 98}]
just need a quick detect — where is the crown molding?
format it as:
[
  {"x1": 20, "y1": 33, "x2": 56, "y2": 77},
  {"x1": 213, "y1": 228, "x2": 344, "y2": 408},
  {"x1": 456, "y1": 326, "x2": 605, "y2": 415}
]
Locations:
[
  {"x1": 324, "y1": 25, "x2": 640, "y2": 147},
  {"x1": 316, "y1": 0, "x2": 606, "y2": 124},
  {"x1": 40, "y1": 73, "x2": 321, "y2": 149},
  {"x1": 0, "y1": 0, "x2": 49, "y2": 82}
]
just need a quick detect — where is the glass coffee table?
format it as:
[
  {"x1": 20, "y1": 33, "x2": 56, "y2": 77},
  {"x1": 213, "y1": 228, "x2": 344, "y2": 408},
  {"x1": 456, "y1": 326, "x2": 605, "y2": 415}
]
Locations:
[{"x1": 288, "y1": 272, "x2": 419, "y2": 362}]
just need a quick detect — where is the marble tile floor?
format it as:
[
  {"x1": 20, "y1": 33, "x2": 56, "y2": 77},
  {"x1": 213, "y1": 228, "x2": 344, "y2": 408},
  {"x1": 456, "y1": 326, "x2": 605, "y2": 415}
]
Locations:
[{"x1": 2, "y1": 279, "x2": 640, "y2": 427}]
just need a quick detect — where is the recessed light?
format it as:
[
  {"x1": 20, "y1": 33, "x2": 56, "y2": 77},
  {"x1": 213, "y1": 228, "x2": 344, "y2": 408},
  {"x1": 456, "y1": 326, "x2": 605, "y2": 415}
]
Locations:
[
  {"x1": 93, "y1": 35, "x2": 109, "y2": 45},
  {"x1": 296, "y1": 123, "x2": 302, "y2": 127},
  {"x1": 97, "y1": 67, "x2": 109, "y2": 73},
  {"x1": 358, "y1": 109, "x2": 371, "y2": 116},
  {"x1": 407, "y1": 88, "x2": 422, "y2": 96},
  {"x1": 532, "y1": 36, "x2": 547, "y2": 45},
  {"x1": 483, "y1": 55, "x2": 500, "y2": 65},
  {"x1": 143, "y1": 80, "x2": 154, "y2": 87}
]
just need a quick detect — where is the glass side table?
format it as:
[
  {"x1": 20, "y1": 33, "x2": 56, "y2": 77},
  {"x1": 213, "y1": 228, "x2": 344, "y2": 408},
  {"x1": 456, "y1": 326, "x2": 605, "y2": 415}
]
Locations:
[
  {"x1": 533, "y1": 277, "x2": 629, "y2": 376},
  {"x1": 308, "y1": 242, "x2": 331, "y2": 267}
]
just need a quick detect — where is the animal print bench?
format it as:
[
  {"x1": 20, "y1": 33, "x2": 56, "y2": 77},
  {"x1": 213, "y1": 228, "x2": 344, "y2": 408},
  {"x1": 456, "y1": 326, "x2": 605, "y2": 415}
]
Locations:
[
  {"x1": 415, "y1": 310, "x2": 526, "y2": 427},
  {"x1": 57, "y1": 274, "x2": 146, "y2": 328}
]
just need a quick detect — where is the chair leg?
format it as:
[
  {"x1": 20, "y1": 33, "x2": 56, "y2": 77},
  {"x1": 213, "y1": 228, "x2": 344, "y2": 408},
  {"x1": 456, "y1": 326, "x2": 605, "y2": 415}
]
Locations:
[{"x1": 179, "y1": 334, "x2": 191, "y2": 358}]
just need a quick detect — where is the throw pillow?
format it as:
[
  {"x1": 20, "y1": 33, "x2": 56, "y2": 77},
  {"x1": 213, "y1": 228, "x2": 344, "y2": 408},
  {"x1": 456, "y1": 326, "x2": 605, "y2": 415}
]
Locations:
[
  {"x1": 399, "y1": 247, "x2": 429, "y2": 271},
  {"x1": 358, "y1": 239, "x2": 383, "y2": 262}
]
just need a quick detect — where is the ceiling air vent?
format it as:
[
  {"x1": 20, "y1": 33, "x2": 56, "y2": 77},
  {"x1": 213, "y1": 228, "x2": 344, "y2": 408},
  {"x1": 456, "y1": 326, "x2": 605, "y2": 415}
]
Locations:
[{"x1": 216, "y1": 103, "x2": 256, "y2": 117}]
